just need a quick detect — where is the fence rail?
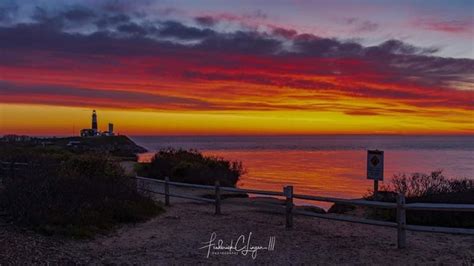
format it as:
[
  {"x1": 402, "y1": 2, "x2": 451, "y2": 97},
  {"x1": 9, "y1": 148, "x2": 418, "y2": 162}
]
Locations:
[
  {"x1": 404, "y1": 203, "x2": 474, "y2": 212},
  {"x1": 0, "y1": 161, "x2": 29, "y2": 170},
  {"x1": 293, "y1": 193, "x2": 397, "y2": 208},
  {"x1": 134, "y1": 175, "x2": 474, "y2": 249},
  {"x1": 0, "y1": 161, "x2": 29, "y2": 166},
  {"x1": 0, "y1": 161, "x2": 30, "y2": 181}
]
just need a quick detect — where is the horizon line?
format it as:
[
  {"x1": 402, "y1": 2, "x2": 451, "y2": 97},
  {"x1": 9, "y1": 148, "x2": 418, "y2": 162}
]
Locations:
[{"x1": 3, "y1": 133, "x2": 474, "y2": 138}]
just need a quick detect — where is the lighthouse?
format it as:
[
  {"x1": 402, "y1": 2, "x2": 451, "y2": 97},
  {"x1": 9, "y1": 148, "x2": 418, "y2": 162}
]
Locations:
[
  {"x1": 80, "y1": 110, "x2": 115, "y2": 137},
  {"x1": 92, "y1": 110, "x2": 98, "y2": 133}
]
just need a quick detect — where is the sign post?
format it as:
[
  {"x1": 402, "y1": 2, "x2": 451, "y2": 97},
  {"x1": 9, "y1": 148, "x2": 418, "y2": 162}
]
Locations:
[{"x1": 367, "y1": 150, "x2": 384, "y2": 199}]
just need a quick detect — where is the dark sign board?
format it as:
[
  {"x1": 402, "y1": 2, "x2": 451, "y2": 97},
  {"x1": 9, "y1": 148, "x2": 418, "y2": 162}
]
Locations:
[{"x1": 367, "y1": 150, "x2": 384, "y2": 181}]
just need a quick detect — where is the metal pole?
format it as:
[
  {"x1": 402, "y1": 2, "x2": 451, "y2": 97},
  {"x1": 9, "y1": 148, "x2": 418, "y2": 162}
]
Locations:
[
  {"x1": 165, "y1": 176, "x2": 170, "y2": 206},
  {"x1": 373, "y1": 180, "x2": 379, "y2": 200},
  {"x1": 284, "y1": 186, "x2": 294, "y2": 229},
  {"x1": 215, "y1": 180, "x2": 221, "y2": 215},
  {"x1": 397, "y1": 193, "x2": 406, "y2": 249}
]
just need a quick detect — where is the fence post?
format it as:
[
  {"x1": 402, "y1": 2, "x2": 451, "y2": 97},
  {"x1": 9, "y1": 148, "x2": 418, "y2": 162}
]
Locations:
[
  {"x1": 10, "y1": 162, "x2": 14, "y2": 179},
  {"x1": 134, "y1": 174, "x2": 140, "y2": 192},
  {"x1": 396, "y1": 193, "x2": 406, "y2": 249},
  {"x1": 215, "y1": 180, "x2": 221, "y2": 215},
  {"x1": 165, "y1": 176, "x2": 170, "y2": 206},
  {"x1": 284, "y1": 185, "x2": 293, "y2": 229}
]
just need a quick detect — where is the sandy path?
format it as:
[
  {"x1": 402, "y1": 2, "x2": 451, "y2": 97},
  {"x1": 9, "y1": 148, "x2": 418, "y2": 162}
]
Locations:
[{"x1": 1, "y1": 189, "x2": 473, "y2": 265}]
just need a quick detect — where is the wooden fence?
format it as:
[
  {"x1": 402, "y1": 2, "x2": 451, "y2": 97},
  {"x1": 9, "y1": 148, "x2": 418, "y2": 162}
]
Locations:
[
  {"x1": 134, "y1": 175, "x2": 474, "y2": 249},
  {"x1": 0, "y1": 161, "x2": 29, "y2": 181}
]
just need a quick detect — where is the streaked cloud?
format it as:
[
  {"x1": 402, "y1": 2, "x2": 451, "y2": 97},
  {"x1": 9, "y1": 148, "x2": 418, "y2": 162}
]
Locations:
[
  {"x1": 344, "y1": 18, "x2": 379, "y2": 32},
  {"x1": 414, "y1": 18, "x2": 473, "y2": 34},
  {"x1": 0, "y1": 0, "x2": 473, "y2": 134}
]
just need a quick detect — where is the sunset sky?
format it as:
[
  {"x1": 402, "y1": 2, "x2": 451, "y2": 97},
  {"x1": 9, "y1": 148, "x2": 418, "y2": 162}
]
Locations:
[{"x1": 0, "y1": 0, "x2": 473, "y2": 136}]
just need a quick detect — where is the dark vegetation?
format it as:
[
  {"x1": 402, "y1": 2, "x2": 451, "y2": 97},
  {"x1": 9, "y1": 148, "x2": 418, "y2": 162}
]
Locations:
[
  {"x1": 136, "y1": 149, "x2": 244, "y2": 187},
  {"x1": 0, "y1": 137, "x2": 161, "y2": 238},
  {"x1": 385, "y1": 171, "x2": 473, "y2": 200},
  {"x1": 327, "y1": 203, "x2": 356, "y2": 214},
  {"x1": 331, "y1": 171, "x2": 474, "y2": 228},
  {"x1": 0, "y1": 134, "x2": 147, "y2": 159}
]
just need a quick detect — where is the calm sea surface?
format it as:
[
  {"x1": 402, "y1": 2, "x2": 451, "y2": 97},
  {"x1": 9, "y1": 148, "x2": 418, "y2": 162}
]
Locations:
[{"x1": 132, "y1": 135, "x2": 474, "y2": 205}]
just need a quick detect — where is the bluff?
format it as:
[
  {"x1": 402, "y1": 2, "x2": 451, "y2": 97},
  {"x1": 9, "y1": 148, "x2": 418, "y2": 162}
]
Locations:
[{"x1": 1, "y1": 135, "x2": 147, "y2": 159}]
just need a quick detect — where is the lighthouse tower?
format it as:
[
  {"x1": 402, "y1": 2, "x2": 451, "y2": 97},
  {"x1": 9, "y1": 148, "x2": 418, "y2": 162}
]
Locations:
[{"x1": 91, "y1": 110, "x2": 98, "y2": 134}]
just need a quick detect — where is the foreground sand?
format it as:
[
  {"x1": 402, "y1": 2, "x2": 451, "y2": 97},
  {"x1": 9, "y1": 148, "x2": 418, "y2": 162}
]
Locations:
[{"x1": 1, "y1": 184, "x2": 473, "y2": 265}]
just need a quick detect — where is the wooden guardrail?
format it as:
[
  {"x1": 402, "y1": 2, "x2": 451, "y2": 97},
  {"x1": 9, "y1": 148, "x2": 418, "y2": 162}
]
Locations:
[
  {"x1": 0, "y1": 161, "x2": 29, "y2": 170},
  {"x1": 134, "y1": 175, "x2": 474, "y2": 249},
  {"x1": 0, "y1": 161, "x2": 30, "y2": 181}
]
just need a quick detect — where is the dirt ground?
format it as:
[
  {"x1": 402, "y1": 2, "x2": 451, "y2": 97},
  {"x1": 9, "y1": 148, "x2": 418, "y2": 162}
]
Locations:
[{"x1": 1, "y1": 183, "x2": 473, "y2": 265}]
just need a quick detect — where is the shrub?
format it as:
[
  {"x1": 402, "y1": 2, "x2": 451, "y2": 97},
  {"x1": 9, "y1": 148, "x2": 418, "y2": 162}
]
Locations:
[
  {"x1": 388, "y1": 170, "x2": 473, "y2": 198},
  {"x1": 0, "y1": 154, "x2": 162, "y2": 238},
  {"x1": 366, "y1": 171, "x2": 474, "y2": 228},
  {"x1": 137, "y1": 149, "x2": 244, "y2": 187}
]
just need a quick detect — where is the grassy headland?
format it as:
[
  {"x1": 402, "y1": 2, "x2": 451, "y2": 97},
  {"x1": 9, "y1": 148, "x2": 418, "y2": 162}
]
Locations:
[
  {"x1": 0, "y1": 135, "x2": 244, "y2": 237},
  {"x1": 0, "y1": 135, "x2": 160, "y2": 238},
  {"x1": 0, "y1": 134, "x2": 147, "y2": 160}
]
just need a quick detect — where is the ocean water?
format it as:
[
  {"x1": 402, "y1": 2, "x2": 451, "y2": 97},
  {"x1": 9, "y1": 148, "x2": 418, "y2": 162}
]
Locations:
[{"x1": 132, "y1": 135, "x2": 474, "y2": 205}]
